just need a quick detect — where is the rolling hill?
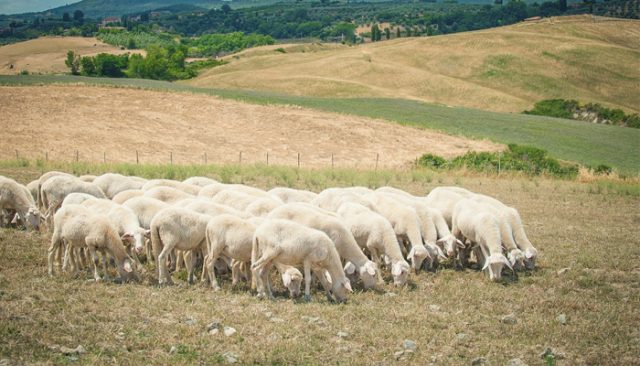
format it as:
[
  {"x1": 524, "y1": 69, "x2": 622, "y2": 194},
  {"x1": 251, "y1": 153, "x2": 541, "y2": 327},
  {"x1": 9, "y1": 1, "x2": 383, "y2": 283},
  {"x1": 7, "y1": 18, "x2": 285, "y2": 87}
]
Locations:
[{"x1": 187, "y1": 15, "x2": 640, "y2": 114}]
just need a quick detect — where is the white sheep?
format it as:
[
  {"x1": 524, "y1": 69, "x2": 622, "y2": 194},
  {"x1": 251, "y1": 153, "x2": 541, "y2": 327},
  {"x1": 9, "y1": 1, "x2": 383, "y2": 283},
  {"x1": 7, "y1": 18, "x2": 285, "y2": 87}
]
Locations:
[
  {"x1": 183, "y1": 199, "x2": 250, "y2": 219},
  {"x1": 245, "y1": 196, "x2": 283, "y2": 217},
  {"x1": 81, "y1": 198, "x2": 148, "y2": 254},
  {"x1": 451, "y1": 199, "x2": 513, "y2": 281},
  {"x1": 142, "y1": 179, "x2": 201, "y2": 195},
  {"x1": 210, "y1": 190, "x2": 275, "y2": 211},
  {"x1": 268, "y1": 187, "x2": 318, "y2": 203},
  {"x1": 40, "y1": 175, "x2": 106, "y2": 228},
  {"x1": 111, "y1": 189, "x2": 144, "y2": 204},
  {"x1": 143, "y1": 186, "x2": 194, "y2": 204},
  {"x1": 251, "y1": 219, "x2": 353, "y2": 302},
  {"x1": 336, "y1": 202, "x2": 410, "y2": 286},
  {"x1": 61, "y1": 192, "x2": 100, "y2": 207},
  {"x1": 267, "y1": 202, "x2": 379, "y2": 289},
  {"x1": 93, "y1": 173, "x2": 146, "y2": 199},
  {"x1": 36, "y1": 171, "x2": 75, "y2": 211},
  {"x1": 122, "y1": 196, "x2": 171, "y2": 262},
  {"x1": 362, "y1": 193, "x2": 431, "y2": 272},
  {"x1": 198, "y1": 183, "x2": 269, "y2": 199},
  {"x1": 26, "y1": 180, "x2": 39, "y2": 203},
  {"x1": 48, "y1": 204, "x2": 135, "y2": 282},
  {"x1": 78, "y1": 175, "x2": 97, "y2": 182},
  {"x1": 0, "y1": 175, "x2": 41, "y2": 231},
  {"x1": 183, "y1": 177, "x2": 219, "y2": 187},
  {"x1": 150, "y1": 207, "x2": 211, "y2": 285},
  {"x1": 311, "y1": 188, "x2": 378, "y2": 213}
]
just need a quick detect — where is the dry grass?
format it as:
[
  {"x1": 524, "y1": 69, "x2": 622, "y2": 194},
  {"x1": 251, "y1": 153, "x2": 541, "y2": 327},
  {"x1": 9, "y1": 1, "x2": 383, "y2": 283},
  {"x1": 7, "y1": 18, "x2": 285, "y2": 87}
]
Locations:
[
  {"x1": 1, "y1": 164, "x2": 639, "y2": 365},
  {"x1": 0, "y1": 36, "x2": 144, "y2": 76},
  {"x1": 188, "y1": 15, "x2": 640, "y2": 114}
]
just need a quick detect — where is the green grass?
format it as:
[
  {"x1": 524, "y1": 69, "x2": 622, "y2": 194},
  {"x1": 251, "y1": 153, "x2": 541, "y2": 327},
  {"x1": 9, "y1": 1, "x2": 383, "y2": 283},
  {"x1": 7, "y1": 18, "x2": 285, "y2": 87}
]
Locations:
[{"x1": 1, "y1": 74, "x2": 638, "y2": 174}]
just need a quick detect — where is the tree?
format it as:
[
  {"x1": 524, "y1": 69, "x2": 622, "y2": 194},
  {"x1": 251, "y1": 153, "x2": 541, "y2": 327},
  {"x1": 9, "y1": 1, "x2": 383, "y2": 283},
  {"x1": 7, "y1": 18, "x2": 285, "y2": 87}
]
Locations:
[
  {"x1": 73, "y1": 10, "x2": 84, "y2": 22},
  {"x1": 221, "y1": 4, "x2": 232, "y2": 14},
  {"x1": 558, "y1": 0, "x2": 567, "y2": 12},
  {"x1": 62, "y1": 12, "x2": 70, "y2": 22},
  {"x1": 396, "y1": 27, "x2": 401, "y2": 38},
  {"x1": 80, "y1": 56, "x2": 96, "y2": 76},
  {"x1": 371, "y1": 24, "x2": 380, "y2": 41},
  {"x1": 65, "y1": 50, "x2": 80, "y2": 75},
  {"x1": 384, "y1": 27, "x2": 390, "y2": 40}
]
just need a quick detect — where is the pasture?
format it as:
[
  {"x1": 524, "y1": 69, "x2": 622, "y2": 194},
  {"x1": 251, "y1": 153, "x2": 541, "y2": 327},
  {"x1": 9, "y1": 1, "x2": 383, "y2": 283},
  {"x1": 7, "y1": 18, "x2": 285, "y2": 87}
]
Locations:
[{"x1": 0, "y1": 162, "x2": 638, "y2": 365}]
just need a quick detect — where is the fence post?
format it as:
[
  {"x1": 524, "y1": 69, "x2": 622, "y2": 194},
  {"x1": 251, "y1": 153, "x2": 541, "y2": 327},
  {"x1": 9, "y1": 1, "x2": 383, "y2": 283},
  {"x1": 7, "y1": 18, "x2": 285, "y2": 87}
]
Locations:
[
  {"x1": 204, "y1": 152, "x2": 207, "y2": 165},
  {"x1": 375, "y1": 153, "x2": 379, "y2": 171},
  {"x1": 239, "y1": 151, "x2": 242, "y2": 165},
  {"x1": 498, "y1": 151, "x2": 501, "y2": 174},
  {"x1": 297, "y1": 153, "x2": 300, "y2": 168},
  {"x1": 331, "y1": 153, "x2": 334, "y2": 169},
  {"x1": 266, "y1": 152, "x2": 269, "y2": 166},
  {"x1": 45, "y1": 151, "x2": 48, "y2": 162},
  {"x1": 103, "y1": 152, "x2": 106, "y2": 164},
  {"x1": 136, "y1": 150, "x2": 139, "y2": 165},
  {"x1": 170, "y1": 152, "x2": 173, "y2": 165},
  {"x1": 75, "y1": 150, "x2": 79, "y2": 162},
  {"x1": 15, "y1": 150, "x2": 19, "y2": 160}
]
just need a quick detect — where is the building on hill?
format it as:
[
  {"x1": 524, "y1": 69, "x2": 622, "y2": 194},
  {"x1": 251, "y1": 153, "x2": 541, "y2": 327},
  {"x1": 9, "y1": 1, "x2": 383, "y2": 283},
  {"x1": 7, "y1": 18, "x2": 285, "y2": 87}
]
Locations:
[{"x1": 101, "y1": 16, "x2": 120, "y2": 27}]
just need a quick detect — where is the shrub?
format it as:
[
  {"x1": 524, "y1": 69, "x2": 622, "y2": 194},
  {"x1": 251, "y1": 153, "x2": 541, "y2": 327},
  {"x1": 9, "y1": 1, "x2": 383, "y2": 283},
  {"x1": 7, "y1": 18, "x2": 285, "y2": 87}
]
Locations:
[
  {"x1": 593, "y1": 164, "x2": 613, "y2": 175},
  {"x1": 417, "y1": 153, "x2": 447, "y2": 168},
  {"x1": 524, "y1": 99, "x2": 578, "y2": 119}
]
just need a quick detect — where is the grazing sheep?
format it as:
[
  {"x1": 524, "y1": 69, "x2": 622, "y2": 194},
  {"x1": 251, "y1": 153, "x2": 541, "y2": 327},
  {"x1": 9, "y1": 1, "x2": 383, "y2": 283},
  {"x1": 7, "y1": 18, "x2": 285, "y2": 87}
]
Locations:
[
  {"x1": 183, "y1": 177, "x2": 219, "y2": 187},
  {"x1": 142, "y1": 179, "x2": 201, "y2": 195},
  {"x1": 48, "y1": 204, "x2": 135, "y2": 282},
  {"x1": 251, "y1": 219, "x2": 353, "y2": 302},
  {"x1": 268, "y1": 187, "x2": 317, "y2": 203},
  {"x1": 40, "y1": 175, "x2": 106, "y2": 228},
  {"x1": 362, "y1": 193, "x2": 430, "y2": 272},
  {"x1": 451, "y1": 199, "x2": 513, "y2": 281},
  {"x1": 111, "y1": 189, "x2": 144, "y2": 204},
  {"x1": 78, "y1": 175, "x2": 97, "y2": 182},
  {"x1": 245, "y1": 196, "x2": 283, "y2": 217},
  {"x1": 198, "y1": 183, "x2": 269, "y2": 199},
  {"x1": 311, "y1": 188, "x2": 378, "y2": 213},
  {"x1": 122, "y1": 196, "x2": 171, "y2": 261},
  {"x1": 267, "y1": 203, "x2": 379, "y2": 289},
  {"x1": 0, "y1": 175, "x2": 41, "y2": 231},
  {"x1": 26, "y1": 180, "x2": 39, "y2": 203},
  {"x1": 336, "y1": 202, "x2": 410, "y2": 286},
  {"x1": 36, "y1": 171, "x2": 75, "y2": 211},
  {"x1": 183, "y1": 199, "x2": 250, "y2": 219},
  {"x1": 210, "y1": 190, "x2": 275, "y2": 211},
  {"x1": 61, "y1": 192, "x2": 100, "y2": 207},
  {"x1": 93, "y1": 173, "x2": 146, "y2": 199},
  {"x1": 143, "y1": 186, "x2": 194, "y2": 204},
  {"x1": 424, "y1": 187, "x2": 468, "y2": 227},
  {"x1": 150, "y1": 207, "x2": 211, "y2": 285}
]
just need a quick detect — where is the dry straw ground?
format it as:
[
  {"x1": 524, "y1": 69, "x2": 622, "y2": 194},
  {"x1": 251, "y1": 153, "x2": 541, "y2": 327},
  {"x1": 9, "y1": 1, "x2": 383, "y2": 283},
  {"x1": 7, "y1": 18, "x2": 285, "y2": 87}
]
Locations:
[
  {"x1": 0, "y1": 164, "x2": 638, "y2": 365},
  {"x1": 188, "y1": 15, "x2": 640, "y2": 114},
  {"x1": 0, "y1": 85, "x2": 501, "y2": 168}
]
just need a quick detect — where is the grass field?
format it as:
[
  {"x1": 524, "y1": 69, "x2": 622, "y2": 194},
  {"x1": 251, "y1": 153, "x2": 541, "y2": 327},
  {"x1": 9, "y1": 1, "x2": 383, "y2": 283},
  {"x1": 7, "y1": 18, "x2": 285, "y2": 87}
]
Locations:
[
  {"x1": 0, "y1": 162, "x2": 639, "y2": 365},
  {"x1": 1, "y1": 75, "x2": 638, "y2": 174},
  {"x1": 188, "y1": 15, "x2": 640, "y2": 114}
]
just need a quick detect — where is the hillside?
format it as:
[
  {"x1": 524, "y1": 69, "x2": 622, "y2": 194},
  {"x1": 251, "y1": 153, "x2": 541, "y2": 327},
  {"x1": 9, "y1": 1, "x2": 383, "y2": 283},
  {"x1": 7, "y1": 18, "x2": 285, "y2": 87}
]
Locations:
[
  {"x1": 0, "y1": 36, "x2": 144, "y2": 75},
  {"x1": 188, "y1": 15, "x2": 640, "y2": 114}
]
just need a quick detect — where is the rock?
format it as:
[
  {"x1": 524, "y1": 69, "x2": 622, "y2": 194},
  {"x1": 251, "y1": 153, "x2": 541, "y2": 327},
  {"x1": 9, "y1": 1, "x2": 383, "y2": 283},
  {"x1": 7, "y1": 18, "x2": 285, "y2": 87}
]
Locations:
[
  {"x1": 207, "y1": 320, "x2": 221, "y2": 332},
  {"x1": 456, "y1": 333, "x2": 469, "y2": 344},
  {"x1": 384, "y1": 292, "x2": 397, "y2": 297},
  {"x1": 428, "y1": 304, "x2": 441, "y2": 312},
  {"x1": 501, "y1": 314, "x2": 517, "y2": 325},
  {"x1": 270, "y1": 317, "x2": 285, "y2": 323},
  {"x1": 471, "y1": 356, "x2": 489, "y2": 365},
  {"x1": 557, "y1": 268, "x2": 570, "y2": 275},
  {"x1": 208, "y1": 328, "x2": 219, "y2": 336},
  {"x1": 403, "y1": 339, "x2": 417, "y2": 351},
  {"x1": 169, "y1": 346, "x2": 177, "y2": 355},
  {"x1": 0, "y1": 359, "x2": 10, "y2": 366},
  {"x1": 556, "y1": 314, "x2": 567, "y2": 325},
  {"x1": 222, "y1": 351, "x2": 238, "y2": 364},
  {"x1": 506, "y1": 358, "x2": 528, "y2": 366},
  {"x1": 337, "y1": 331, "x2": 349, "y2": 338},
  {"x1": 264, "y1": 312, "x2": 273, "y2": 318},
  {"x1": 184, "y1": 317, "x2": 197, "y2": 326},
  {"x1": 394, "y1": 350, "x2": 405, "y2": 360},
  {"x1": 59, "y1": 345, "x2": 86, "y2": 355},
  {"x1": 223, "y1": 326, "x2": 237, "y2": 337},
  {"x1": 540, "y1": 347, "x2": 564, "y2": 360}
]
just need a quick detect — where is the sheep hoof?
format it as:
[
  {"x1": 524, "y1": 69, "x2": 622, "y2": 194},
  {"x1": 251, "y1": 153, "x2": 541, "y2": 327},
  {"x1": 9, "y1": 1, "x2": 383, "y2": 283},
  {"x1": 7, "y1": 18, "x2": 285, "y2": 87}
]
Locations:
[
  {"x1": 304, "y1": 295, "x2": 311, "y2": 302},
  {"x1": 213, "y1": 286, "x2": 221, "y2": 292}
]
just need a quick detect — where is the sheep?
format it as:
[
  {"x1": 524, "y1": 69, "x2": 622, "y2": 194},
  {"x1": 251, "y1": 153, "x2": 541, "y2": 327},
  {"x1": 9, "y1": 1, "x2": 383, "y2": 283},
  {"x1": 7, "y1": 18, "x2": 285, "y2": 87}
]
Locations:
[
  {"x1": 210, "y1": 190, "x2": 278, "y2": 211},
  {"x1": 61, "y1": 192, "x2": 100, "y2": 207},
  {"x1": 0, "y1": 175, "x2": 41, "y2": 231},
  {"x1": 36, "y1": 171, "x2": 74, "y2": 211},
  {"x1": 336, "y1": 202, "x2": 410, "y2": 286},
  {"x1": 26, "y1": 180, "x2": 39, "y2": 203},
  {"x1": 48, "y1": 204, "x2": 135, "y2": 282},
  {"x1": 183, "y1": 199, "x2": 251, "y2": 219},
  {"x1": 40, "y1": 175, "x2": 106, "y2": 228},
  {"x1": 198, "y1": 183, "x2": 269, "y2": 199},
  {"x1": 245, "y1": 196, "x2": 283, "y2": 217},
  {"x1": 81, "y1": 198, "x2": 149, "y2": 255},
  {"x1": 451, "y1": 199, "x2": 513, "y2": 281},
  {"x1": 93, "y1": 173, "x2": 146, "y2": 199},
  {"x1": 204, "y1": 214, "x2": 302, "y2": 297},
  {"x1": 424, "y1": 187, "x2": 468, "y2": 227},
  {"x1": 311, "y1": 188, "x2": 378, "y2": 213},
  {"x1": 251, "y1": 219, "x2": 353, "y2": 302},
  {"x1": 122, "y1": 196, "x2": 171, "y2": 262},
  {"x1": 142, "y1": 179, "x2": 201, "y2": 195},
  {"x1": 78, "y1": 175, "x2": 97, "y2": 182},
  {"x1": 183, "y1": 177, "x2": 219, "y2": 187},
  {"x1": 268, "y1": 187, "x2": 317, "y2": 203},
  {"x1": 111, "y1": 189, "x2": 144, "y2": 204},
  {"x1": 143, "y1": 186, "x2": 194, "y2": 204},
  {"x1": 150, "y1": 207, "x2": 211, "y2": 285},
  {"x1": 267, "y1": 203, "x2": 379, "y2": 289},
  {"x1": 362, "y1": 193, "x2": 431, "y2": 272}
]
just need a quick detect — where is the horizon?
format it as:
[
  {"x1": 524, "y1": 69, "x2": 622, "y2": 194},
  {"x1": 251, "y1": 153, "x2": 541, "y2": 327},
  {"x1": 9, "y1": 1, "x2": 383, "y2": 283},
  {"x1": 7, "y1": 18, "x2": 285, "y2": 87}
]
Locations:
[{"x1": 0, "y1": 0, "x2": 76, "y2": 15}]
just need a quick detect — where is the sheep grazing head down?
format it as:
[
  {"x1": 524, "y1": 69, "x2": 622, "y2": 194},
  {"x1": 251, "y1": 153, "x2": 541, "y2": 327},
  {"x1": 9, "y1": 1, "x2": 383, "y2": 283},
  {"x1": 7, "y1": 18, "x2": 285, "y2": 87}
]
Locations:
[
  {"x1": 408, "y1": 246, "x2": 430, "y2": 272},
  {"x1": 391, "y1": 261, "x2": 410, "y2": 287},
  {"x1": 330, "y1": 277, "x2": 353, "y2": 303},
  {"x1": 117, "y1": 257, "x2": 136, "y2": 282},
  {"x1": 15, "y1": 207, "x2": 41, "y2": 231},
  {"x1": 507, "y1": 249, "x2": 525, "y2": 271},
  {"x1": 482, "y1": 253, "x2": 513, "y2": 282},
  {"x1": 282, "y1": 268, "x2": 303, "y2": 298},
  {"x1": 358, "y1": 261, "x2": 378, "y2": 289},
  {"x1": 523, "y1": 248, "x2": 538, "y2": 270},
  {"x1": 437, "y1": 235, "x2": 465, "y2": 257}
]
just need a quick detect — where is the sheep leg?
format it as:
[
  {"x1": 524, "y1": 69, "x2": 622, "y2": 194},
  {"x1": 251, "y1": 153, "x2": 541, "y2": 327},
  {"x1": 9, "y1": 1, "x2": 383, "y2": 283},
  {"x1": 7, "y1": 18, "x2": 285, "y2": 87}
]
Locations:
[
  {"x1": 157, "y1": 244, "x2": 174, "y2": 286},
  {"x1": 206, "y1": 254, "x2": 221, "y2": 291},
  {"x1": 145, "y1": 238, "x2": 154, "y2": 263},
  {"x1": 99, "y1": 249, "x2": 110, "y2": 281},
  {"x1": 47, "y1": 234, "x2": 61, "y2": 276},
  {"x1": 184, "y1": 250, "x2": 198, "y2": 285},
  {"x1": 86, "y1": 246, "x2": 102, "y2": 281},
  {"x1": 369, "y1": 247, "x2": 385, "y2": 284},
  {"x1": 175, "y1": 250, "x2": 184, "y2": 272},
  {"x1": 303, "y1": 260, "x2": 312, "y2": 302},
  {"x1": 200, "y1": 246, "x2": 210, "y2": 285}
]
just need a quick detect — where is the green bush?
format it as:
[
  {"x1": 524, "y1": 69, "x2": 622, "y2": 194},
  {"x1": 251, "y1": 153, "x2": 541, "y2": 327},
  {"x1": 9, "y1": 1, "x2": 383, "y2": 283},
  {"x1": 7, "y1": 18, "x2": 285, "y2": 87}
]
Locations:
[
  {"x1": 524, "y1": 99, "x2": 578, "y2": 119},
  {"x1": 525, "y1": 99, "x2": 639, "y2": 129},
  {"x1": 593, "y1": 164, "x2": 613, "y2": 175},
  {"x1": 417, "y1": 153, "x2": 447, "y2": 168},
  {"x1": 187, "y1": 32, "x2": 275, "y2": 57}
]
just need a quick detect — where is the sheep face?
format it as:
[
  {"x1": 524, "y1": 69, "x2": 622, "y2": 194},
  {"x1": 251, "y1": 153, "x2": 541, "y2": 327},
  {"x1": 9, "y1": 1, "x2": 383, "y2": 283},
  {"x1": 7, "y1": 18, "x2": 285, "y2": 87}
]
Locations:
[
  {"x1": 116, "y1": 257, "x2": 136, "y2": 282},
  {"x1": 523, "y1": 248, "x2": 538, "y2": 270},
  {"x1": 282, "y1": 268, "x2": 303, "y2": 298},
  {"x1": 437, "y1": 235, "x2": 464, "y2": 258},
  {"x1": 408, "y1": 246, "x2": 430, "y2": 272},
  {"x1": 508, "y1": 249, "x2": 525, "y2": 271},
  {"x1": 358, "y1": 261, "x2": 378, "y2": 289},
  {"x1": 482, "y1": 254, "x2": 512, "y2": 282},
  {"x1": 24, "y1": 208, "x2": 41, "y2": 231},
  {"x1": 391, "y1": 261, "x2": 410, "y2": 286},
  {"x1": 330, "y1": 277, "x2": 353, "y2": 303}
]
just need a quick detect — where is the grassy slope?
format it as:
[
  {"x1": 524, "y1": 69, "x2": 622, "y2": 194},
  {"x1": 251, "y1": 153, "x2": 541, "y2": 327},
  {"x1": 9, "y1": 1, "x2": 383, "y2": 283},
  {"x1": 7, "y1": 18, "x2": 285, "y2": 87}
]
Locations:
[
  {"x1": 2, "y1": 74, "x2": 638, "y2": 174},
  {"x1": 188, "y1": 15, "x2": 640, "y2": 114},
  {"x1": 0, "y1": 163, "x2": 638, "y2": 365}
]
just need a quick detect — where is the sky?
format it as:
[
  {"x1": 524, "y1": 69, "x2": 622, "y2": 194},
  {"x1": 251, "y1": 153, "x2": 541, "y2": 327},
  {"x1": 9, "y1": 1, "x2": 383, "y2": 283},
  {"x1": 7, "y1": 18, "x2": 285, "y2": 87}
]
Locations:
[{"x1": 0, "y1": 0, "x2": 75, "y2": 15}]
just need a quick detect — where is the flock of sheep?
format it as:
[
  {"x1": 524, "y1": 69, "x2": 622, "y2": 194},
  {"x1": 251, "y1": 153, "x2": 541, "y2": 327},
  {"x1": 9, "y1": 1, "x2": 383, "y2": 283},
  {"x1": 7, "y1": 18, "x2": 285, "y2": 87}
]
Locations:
[{"x1": 0, "y1": 172, "x2": 538, "y2": 302}]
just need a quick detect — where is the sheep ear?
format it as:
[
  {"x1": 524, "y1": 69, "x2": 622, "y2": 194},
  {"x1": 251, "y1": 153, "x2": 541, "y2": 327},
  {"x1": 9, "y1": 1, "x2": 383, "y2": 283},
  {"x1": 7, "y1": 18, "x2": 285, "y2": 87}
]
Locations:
[
  {"x1": 407, "y1": 247, "x2": 416, "y2": 260},
  {"x1": 11, "y1": 213, "x2": 20, "y2": 224},
  {"x1": 482, "y1": 260, "x2": 490, "y2": 271},
  {"x1": 456, "y1": 239, "x2": 465, "y2": 248},
  {"x1": 144, "y1": 229, "x2": 151, "y2": 238},
  {"x1": 436, "y1": 238, "x2": 445, "y2": 244},
  {"x1": 343, "y1": 281, "x2": 353, "y2": 293},
  {"x1": 344, "y1": 262, "x2": 356, "y2": 275},
  {"x1": 436, "y1": 246, "x2": 447, "y2": 260},
  {"x1": 121, "y1": 233, "x2": 134, "y2": 242},
  {"x1": 502, "y1": 256, "x2": 514, "y2": 271},
  {"x1": 391, "y1": 263, "x2": 402, "y2": 277},
  {"x1": 282, "y1": 272, "x2": 292, "y2": 287},
  {"x1": 366, "y1": 264, "x2": 376, "y2": 276},
  {"x1": 124, "y1": 260, "x2": 133, "y2": 273}
]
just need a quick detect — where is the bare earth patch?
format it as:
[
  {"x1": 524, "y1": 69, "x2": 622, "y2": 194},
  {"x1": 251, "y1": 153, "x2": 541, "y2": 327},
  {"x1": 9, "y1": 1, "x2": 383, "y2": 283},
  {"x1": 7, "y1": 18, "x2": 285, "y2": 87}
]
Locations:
[{"x1": 0, "y1": 85, "x2": 501, "y2": 168}]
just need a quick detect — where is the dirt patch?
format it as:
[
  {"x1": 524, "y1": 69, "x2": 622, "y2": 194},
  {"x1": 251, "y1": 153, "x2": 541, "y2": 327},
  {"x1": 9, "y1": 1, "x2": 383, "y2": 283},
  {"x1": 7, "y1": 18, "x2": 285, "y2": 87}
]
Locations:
[
  {"x1": 0, "y1": 85, "x2": 502, "y2": 168},
  {"x1": 0, "y1": 36, "x2": 144, "y2": 75}
]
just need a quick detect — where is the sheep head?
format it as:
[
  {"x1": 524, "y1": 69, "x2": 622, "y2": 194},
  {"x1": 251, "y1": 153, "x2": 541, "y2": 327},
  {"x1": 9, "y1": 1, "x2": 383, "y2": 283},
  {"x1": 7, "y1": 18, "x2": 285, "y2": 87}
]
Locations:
[
  {"x1": 408, "y1": 245, "x2": 430, "y2": 272},
  {"x1": 117, "y1": 257, "x2": 136, "y2": 282},
  {"x1": 523, "y1": 248, "x2": 538, "y2": 270},
  {"x1": 358, "y1": 261, "x2": 378, "y2": 290},
  {"x1": 507, "y1": 249, "x2": 525, "y2": 271},
  {"x1": 482, "y1": 253, "x2": 512, "y2": 282},
  {"x1": 282, "y1": 267, "x2": 303, "y2": 299},
  {"x1": 391, "y1": 260, "x2": 410, "y2": 287},
  {"x1": 437, "y1": 234, "x2": 464, "y2": 257},
  {"x1": 24, "y1": 207, "x2": 41, "y2": 231},
  {"x1": 330, "y1": 277, "x2": 353, "y2": 303}
]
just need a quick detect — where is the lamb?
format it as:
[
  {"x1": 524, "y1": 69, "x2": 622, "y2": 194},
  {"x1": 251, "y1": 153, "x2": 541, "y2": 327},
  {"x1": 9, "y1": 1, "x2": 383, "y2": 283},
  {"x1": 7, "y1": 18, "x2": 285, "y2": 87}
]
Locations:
[
  {"x1": 40, "y1": 175, "x2": 106, "y2": 228},
  {"x1": 150, "y1": 207, "x2": 211, "y2": 285},
  {"x1": 143, "y1": 186, "x2": 194, "y2": 204},
  {"x1": 362, "y1": 193, "x2": 431, "y2": 272},
  {"x1": 268, "y1": 187, "x2": 318, "y2": 203},
  {"x1": 111, "y1": 189, "x2": 144, "y2": 204},
  {"x1": 81, "y1": 198, "x2": 148, "y2": 254},
  {"x1": 267, "y1": 203, "x2": 379, "y2": 289},
  {"x1": 251, "y1": 219, "x2": 353, "y2": 302},
  {"x1": 26, "y1": 180, "x2": 39, "y2": 203},
  {"x1": 183, "y1": 177, "x2": 219, "y2": 187},
  {"x1": 336, "y1": 202, "x2": 410, "y2": 286},
  {"x1": 142, "y1": 179, "x2": 201, "y2": 195},
  {"x1": 122, "y1": 196, "x2": 171, "y2": 262},
  {"x1": 48, "y1": 204, "x2": 135, "y2": 282},
  {"x1": 451, "y1": 199, "x2": 513, "y2": 281},
  {"x1": 93, "y1": 173, "x2": 146, "y2": 199},
  {"x1": 204, "y1": 214, "x2": 302, "y2": 297},
  {"x1": 0, "y1": 175, "x2": 41, "y2": 231}
]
